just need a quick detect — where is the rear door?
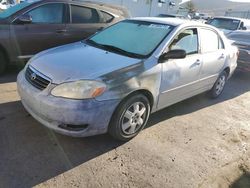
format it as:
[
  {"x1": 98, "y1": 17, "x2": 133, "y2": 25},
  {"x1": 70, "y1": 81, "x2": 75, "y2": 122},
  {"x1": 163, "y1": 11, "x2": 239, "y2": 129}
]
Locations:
[
  {"x1": 10, "y1": 3, "x2": 67, "y2": 59},
  {"x1": 64, "y1": 4, "x2": 111, "y2": 43},
  {"x1": 198, "y1": 28, "x2": 226, "y2": 87}
]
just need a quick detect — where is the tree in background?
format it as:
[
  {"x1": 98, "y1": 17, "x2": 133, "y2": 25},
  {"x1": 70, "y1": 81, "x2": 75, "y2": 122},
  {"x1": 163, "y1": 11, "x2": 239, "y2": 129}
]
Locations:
[{"x1": 185, "y1": 1, "x2": 196, "y2": 14}]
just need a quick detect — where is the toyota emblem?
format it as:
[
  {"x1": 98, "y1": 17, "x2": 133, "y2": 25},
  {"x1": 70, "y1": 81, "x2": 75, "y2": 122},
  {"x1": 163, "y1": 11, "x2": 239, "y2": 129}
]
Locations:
[{"x1": 31, "y1": 73, "x2": 37, "y2": 80}]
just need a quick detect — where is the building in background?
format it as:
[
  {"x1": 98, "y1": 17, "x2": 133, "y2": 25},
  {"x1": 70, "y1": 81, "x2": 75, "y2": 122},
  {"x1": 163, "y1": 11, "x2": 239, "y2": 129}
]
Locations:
[
  {"x1": 90, "y1": 0, "x2": 182, "y2": 17},
  {"x1": 179, "y1": 0, "x2": 250, "y2": 17}
]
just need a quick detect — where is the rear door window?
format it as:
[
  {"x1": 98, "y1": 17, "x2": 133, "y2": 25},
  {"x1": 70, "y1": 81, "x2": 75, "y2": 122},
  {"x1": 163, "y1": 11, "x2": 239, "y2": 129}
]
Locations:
[
  {"x1": 200, "y1": 28, "x2": 220, "y2": 53},
  {"x1": 70, "y1": 5, "x2": 99, "y2": 23}
]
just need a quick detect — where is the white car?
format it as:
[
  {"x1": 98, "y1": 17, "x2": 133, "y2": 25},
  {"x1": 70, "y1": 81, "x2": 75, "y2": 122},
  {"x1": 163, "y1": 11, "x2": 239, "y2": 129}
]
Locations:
[{"x1": 0, "y1": 0, "x2": 16, "y2": 10}]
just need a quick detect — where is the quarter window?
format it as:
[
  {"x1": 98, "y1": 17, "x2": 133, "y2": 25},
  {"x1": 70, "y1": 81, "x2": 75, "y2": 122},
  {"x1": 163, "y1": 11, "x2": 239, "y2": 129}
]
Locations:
[
  {"x1": 71, "y1": 5, "x2": 99, "y2": 23},
  {"x1": 100, "y1": 11, "x2": 114, "y2": 23},
  {"x1": 200, "y1": 28, "x2": 220, "y2": 53},
  {"x1": 170, "y1": 29, "x2": 198, "y2": 55},
  {"x1": 26, "y1": 3, "x2": 64, "y2": 24}
]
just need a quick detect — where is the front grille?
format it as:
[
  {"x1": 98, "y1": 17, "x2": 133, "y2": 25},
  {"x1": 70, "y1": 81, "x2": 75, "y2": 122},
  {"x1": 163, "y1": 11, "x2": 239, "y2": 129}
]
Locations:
[{"x1": 25, "y1": 66, "x2": 51, "y2": 90}]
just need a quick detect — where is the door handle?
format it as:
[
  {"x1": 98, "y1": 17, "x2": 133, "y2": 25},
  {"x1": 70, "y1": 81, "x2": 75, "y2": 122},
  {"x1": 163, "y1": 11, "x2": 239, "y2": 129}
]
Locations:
[
  {"x1": 56, "y1": 29, "x2": 67, "y2": 33},
  {"x1": 190, "y1": 60, "x2": 201, "y2": 68},
  {"x1": 194, "y1": 59, "x2": 201, "y2": 65},
  {"x1": 219, "y1": 54, "x2": 225, "y2": 59}
]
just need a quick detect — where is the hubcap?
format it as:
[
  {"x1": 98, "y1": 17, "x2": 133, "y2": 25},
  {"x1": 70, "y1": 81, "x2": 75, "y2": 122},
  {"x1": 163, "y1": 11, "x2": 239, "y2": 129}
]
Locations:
[
  {"x1": 121, "y1": 102, "x2": 147, "y2": 135},
  {"x1": 215, "y1": 75, "x2": 226, "y2": 95}
]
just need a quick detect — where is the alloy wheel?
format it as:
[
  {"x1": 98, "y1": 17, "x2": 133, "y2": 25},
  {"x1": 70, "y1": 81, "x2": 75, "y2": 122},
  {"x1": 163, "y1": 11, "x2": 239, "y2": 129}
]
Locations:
[
  {"x1": 215, "y1": 75, "x2": 226, "y2": 95},
  {"x1": 121, "y1": 102, "x2": 147, "y2": 135}
]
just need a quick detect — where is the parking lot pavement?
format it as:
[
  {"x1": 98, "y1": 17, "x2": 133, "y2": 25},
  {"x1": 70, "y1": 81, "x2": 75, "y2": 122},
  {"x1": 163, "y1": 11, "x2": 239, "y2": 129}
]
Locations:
[{"x1": 0, "y1": 70, "x2": 250, "y2": 188}]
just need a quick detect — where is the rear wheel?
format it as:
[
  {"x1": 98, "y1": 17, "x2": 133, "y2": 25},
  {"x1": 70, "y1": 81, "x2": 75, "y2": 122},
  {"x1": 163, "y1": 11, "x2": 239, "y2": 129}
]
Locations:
[
  {"x1": 0, "y1": 50, "x2": 7, "y2": 75},
  {"x1": 209, "y1": 71, "x2": 228, "y2": 98},
  {"x1": 108, "y1": 94, "x2": 150, "y2": 141}
]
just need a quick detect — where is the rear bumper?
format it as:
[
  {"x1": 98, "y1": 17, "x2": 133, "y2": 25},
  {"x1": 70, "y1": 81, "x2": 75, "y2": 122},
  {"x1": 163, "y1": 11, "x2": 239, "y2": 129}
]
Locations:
[
  {"x1": 228, "y1": 59, "x2": 237, "y2": 79},
  {"x1": 237, "y1": 49, "x2": 250, "y2": 72}
]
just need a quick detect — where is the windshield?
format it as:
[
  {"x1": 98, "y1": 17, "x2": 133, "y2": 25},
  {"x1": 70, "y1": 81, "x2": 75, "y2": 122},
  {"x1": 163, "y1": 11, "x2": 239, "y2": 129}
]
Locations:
[
  {"x1": 86, "y1": 20, "x2": 174, "y2": 58},
  {"x1": 0, "y1": 2, "x2": 31, "y2": 19},
  {"x1": 208, "y1": 18, "x2": 240, "y2": 31}
]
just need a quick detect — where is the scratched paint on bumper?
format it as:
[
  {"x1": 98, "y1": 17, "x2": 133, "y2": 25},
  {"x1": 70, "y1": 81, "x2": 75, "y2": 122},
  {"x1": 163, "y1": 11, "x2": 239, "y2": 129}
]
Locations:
[{"x1": 17, "y1": 71, "x2": 120, "y2": 137}]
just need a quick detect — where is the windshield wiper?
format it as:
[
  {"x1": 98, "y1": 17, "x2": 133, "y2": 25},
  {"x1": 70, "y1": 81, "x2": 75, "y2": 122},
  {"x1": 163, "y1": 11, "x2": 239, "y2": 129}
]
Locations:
[
  {"x1": 101, "y1": 44, "x2": 144, "y2": 58},
  {"x1": 85, "y1": 39, "x2": 144, "y2": 59}
]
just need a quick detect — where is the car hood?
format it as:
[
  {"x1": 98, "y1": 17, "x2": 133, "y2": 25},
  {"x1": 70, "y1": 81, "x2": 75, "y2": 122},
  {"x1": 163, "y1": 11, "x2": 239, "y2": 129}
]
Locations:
[
  {"x1": 29, "y1": 42, "x2": 143, "y2": 84},
  {"x1": 221, "y1": 29, "x2": 233, "y2": 36}
]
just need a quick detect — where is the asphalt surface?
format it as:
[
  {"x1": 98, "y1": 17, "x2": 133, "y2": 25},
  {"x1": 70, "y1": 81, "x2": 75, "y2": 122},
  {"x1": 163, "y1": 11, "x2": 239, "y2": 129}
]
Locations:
[{"x1": 0, "y1": 69, "x2": 250, "y2": 188}]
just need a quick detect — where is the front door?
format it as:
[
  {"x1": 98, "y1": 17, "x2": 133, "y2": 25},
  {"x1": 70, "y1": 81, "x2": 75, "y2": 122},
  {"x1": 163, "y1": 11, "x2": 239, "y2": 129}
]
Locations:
[
  {"x1": 158, "y1": 28, "x2": 203, "y2": 109},
  {"x1": 10, "y1": 3, "x2": 67, "y2": 60}
]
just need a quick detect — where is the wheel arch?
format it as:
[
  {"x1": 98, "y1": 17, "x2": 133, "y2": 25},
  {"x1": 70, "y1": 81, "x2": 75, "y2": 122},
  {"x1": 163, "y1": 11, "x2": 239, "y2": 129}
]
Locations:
[
  {"x1": 108, "y1": 89, "x2": 154, "y2": 141},
  {"x1": 109, "y1": 89, "x2": 154, "y2": 125},
  {"x1": 223, "y1": 67, "x2": 230, "y2": 77},
  {"x1": 123, "y1": 89, "x2": 154, "y2": 110}
]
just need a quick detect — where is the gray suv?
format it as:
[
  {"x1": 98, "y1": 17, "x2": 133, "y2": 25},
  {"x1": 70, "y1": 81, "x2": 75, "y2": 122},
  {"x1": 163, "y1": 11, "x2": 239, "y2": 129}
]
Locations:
[{"x1": 0, "y1": 0, "x2": 129, "y2": 74}]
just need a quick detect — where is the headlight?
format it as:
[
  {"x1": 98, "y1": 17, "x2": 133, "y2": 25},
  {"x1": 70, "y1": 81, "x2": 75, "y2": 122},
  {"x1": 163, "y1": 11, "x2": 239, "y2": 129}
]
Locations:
[{"x1": 51, "y1": 80, "x2": 106, "y2": 99}]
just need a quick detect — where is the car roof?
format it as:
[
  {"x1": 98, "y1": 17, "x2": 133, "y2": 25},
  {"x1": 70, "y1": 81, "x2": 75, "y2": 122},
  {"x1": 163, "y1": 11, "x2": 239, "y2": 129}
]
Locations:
[
  {"x1": 211, "y1": 16, "x2": 248, "y2": 21},
  {"x1": 158, "y1": 13, "x2": 184, "y2": 17},
  {"x1": 130, "y1": 17, "x2": 206, "y2": 27},
  {"x1": 28, "y1": 0, "x2": 129, "y2": 17}
]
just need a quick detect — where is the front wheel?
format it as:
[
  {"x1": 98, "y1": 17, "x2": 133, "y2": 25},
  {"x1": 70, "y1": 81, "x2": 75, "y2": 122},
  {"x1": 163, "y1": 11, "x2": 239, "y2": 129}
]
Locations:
[
  {"x1": 108, "y1": 94, "x2": 151, "y2": 141},
  {"x1": 209, "y1": 71, "x2": 228, "y2": 98}
]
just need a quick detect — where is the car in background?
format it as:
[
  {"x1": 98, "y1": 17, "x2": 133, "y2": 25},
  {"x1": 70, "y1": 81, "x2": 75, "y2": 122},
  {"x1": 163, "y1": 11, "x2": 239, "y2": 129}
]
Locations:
[
  {"x1": 207, "y1": 16, "x2": 250, "y2": 35},
  {"x1": 192, "y1": 13, "x2": 211, "y2": 20},
  {"x1": 0, "y1": 0, "x2": 130, "y2": 74},
  {"x1": 0, "y1": 0, "x2": 16, "y2": 10},
  {"x1": 227, "y1": 31, "x2": 250, "y2": 72},
  {"x1": 157, "y1": 13, "x2": 186, "y2": 19},
  {"x1": 17, "y1": 18, "x2": 238, "y2": 141}
]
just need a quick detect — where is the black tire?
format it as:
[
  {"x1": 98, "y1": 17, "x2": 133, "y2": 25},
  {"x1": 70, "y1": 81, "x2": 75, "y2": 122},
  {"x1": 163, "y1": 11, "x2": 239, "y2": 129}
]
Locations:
[
  {"x1": 209, "y1": 71, "x2": 228, "y2": 98},
  {"x1": 108, "y1": 94, "x2": 151, "y2": 141},
  {"x1": 0, "y1": 50, "x2": 7, "y2": 75}
]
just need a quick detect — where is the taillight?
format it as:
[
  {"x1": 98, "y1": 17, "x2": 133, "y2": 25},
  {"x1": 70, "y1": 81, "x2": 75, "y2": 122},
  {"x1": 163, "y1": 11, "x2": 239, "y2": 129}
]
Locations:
[{"x1": 237, "y1": 50, "x2": 239, "y2": 57}]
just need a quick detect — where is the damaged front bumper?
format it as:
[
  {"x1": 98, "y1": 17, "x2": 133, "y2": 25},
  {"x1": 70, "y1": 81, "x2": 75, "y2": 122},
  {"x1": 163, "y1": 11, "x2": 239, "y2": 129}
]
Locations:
[{"x1": 17, "y1": 70, "x2": 120, "y2": 137}]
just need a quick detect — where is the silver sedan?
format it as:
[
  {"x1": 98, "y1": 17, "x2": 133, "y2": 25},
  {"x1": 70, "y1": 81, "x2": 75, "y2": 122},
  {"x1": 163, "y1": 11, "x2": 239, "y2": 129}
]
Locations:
[{"x1": 17, "y1": 18, "x2": 238, "y2": 141}]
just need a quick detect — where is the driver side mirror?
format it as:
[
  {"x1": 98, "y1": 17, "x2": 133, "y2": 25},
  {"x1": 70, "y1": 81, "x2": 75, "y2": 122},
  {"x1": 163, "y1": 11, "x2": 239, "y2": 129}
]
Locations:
[
  {"x1": 158, "y1": 49, "x2": 186, "y2": 63},
  {"x1": 241, "y1": 26, "x2": 247, "y2": 30},
  {"x1": 16, "y1": 14, "x2": 32, "y2": 24}
]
